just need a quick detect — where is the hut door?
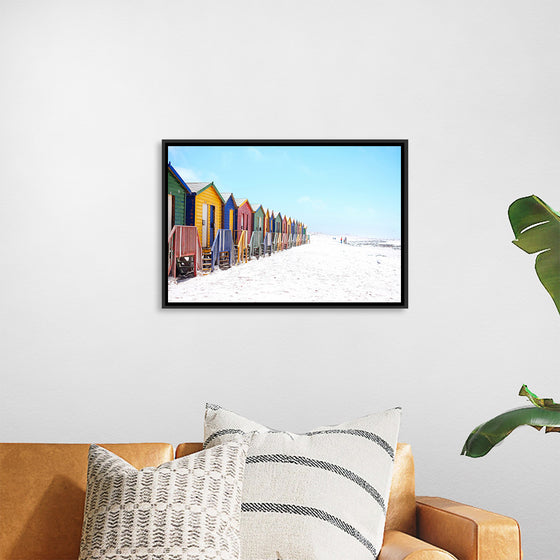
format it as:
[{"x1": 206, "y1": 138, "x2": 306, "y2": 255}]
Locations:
[
  {"x1": 202, "y1": 203, "x2": 208, "y2": 247},
  {"x1": 229, "y1": 209, "x2": 233, "y2": 231},
  {"x1": 167, "y1": 194, "x2": 174, "y2": 234},
  {"x1": 209, "y1": 205, "x2": 215, "y2": 244}
]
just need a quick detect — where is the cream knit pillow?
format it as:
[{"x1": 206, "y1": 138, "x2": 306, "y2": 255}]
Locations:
[
  {"x1": 79, "y1": 441, "x2": 248, "y2": 560},
  {"x1": 204, "y1": 405, "x2": 401, "y2": 560}
]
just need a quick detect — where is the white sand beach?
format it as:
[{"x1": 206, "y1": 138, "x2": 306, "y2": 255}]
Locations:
[{"x1": 168, "y1": 233, "x2": 401, "y2": 303}]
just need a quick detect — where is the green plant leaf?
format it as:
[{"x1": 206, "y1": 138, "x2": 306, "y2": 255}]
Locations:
[
  {"x1": 462, "y1": 385, "x2": 560, "y2": 457},
  {"x1": 508, "y1": 195, "x2": 560, "y2": 314},
  {"x1": 519, "y1": 384, "x2": 560, "y2": 409},
  {"x1": 461, "y1": 406, "x2": 560, "y2": 458}
]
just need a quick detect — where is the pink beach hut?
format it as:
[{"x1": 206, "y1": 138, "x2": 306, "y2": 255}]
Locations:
[{"x1": 236, "y1": 198, "x2": 254, "y2": 244}]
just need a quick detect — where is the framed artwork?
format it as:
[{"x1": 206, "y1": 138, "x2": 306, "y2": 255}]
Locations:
[{"x1": 163, "y1": 139, "x2": 408, "y2": 308}]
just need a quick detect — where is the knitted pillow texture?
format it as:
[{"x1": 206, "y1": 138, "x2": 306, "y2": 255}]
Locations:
[
  {"x1": 204, "y1": 405, "x2": 401, "y2": 560},
  {"x1": 79, "y1": 440, "x2": 248, "y2": 560}
]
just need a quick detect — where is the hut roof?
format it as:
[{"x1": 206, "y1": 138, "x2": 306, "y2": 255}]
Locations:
[
  {"x1": 186, "y1": 181, "x2": 225, "y2": 203},
  {"x1": 187, "y1": 182, "x2": 213, "y2": 193},
  {"x1": 221, "y1": 192, "x2": 237, "y2": 206},
  {"x1": 167, "y1": 163, "x2": 192, "y2": 193}
]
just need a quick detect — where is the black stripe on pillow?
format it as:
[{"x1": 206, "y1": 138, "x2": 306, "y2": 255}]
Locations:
[
  {"x1": 204, "y1": 428, "x2": 394, "y2": 458},
  {"x1": 241, "y1": 502, "x2": 377, "y2": 557},
  {"x1": 247, "y1": 454, "x2": 386, "y2": 512},
  {"x1": 304, "y1": 429, "x2": 395, "y2": 459}
]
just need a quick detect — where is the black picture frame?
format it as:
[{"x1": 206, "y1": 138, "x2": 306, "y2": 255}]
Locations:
[{"x1": 162, "y1": 139, "x2": 408, "y2": 308}]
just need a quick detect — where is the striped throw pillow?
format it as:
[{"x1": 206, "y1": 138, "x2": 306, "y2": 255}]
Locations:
[
  {"x1": 79, "y1": 441, "x2": 249, "y2": 560},
  {"x1": 204, "y1": 405, "x2": 401, "y2": 560}
]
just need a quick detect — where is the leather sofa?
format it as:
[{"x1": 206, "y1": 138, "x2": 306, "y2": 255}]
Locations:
[{"x1": 0, "y1": 442, "x2": 522, "y2": 560}]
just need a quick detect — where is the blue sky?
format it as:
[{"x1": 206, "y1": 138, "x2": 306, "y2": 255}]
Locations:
[{"x1": 168, "y1": 145, "x2": 403, "y2": 238}]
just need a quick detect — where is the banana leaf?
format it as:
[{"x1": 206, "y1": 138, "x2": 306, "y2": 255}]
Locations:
[
  {"x1": 519, "y1": 383, "x2": 560, "y2": 409},
  {"x1": 461, "y1": 386, "x2": 560, "y2": 458},
  {"x1": 508, "y1": 195, "x2": 560, "y2": 314}
]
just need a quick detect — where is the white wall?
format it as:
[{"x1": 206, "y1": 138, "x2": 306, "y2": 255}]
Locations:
[{"x1": 1, "y1": 1, "x2": 559, "y2": 557}]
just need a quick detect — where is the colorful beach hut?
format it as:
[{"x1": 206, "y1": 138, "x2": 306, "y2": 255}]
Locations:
[
  {"x1": 253, "y1": 205, "x2": 265, "y2": 235},
  {"x1": 167, "y1": 164, "x2": 189, "y2": 231},
  {"x1": 274, "y1": 211, "x2": 282, "y2": 251},
  {"x1": 220, "y1": 192, "x2": 241, "y2": 263},
  {"x1": 236, "y1": 198, "x2": 253, "y2": 263},
  {"x1": 166, "y1": 164, "x2": 202, "y2": 278},
  {"x1": 251, "y1": 204, "x2": 265, "y2": 258},
  {"x1": 262, "y1": 207, "x2": 272, "y2": 255},
  {"x1": 286, "y1": 217, "x2": 293, "y2": 247},
  {"x1": 184, "y1": 182, "x2": 224, "y2": 248},
  {"x1": 184, "y1": 181, "x2": 232, "y2": 273},
  {"x1": 221, "y1": 192, "x2": 237, "y2": 232},
  {"x1": 236, "y1": 198, "x2": 253, "y2": 239}
]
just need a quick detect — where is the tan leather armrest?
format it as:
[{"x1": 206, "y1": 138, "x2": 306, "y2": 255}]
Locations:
[
  {"x1": 416, "y1": 497, "x2": 522, "y2": 560},
  {"x1": 379, "y1": 530, "x2": 457, "y2": 560}
]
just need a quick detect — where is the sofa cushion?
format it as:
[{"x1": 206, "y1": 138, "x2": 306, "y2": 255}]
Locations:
[
  {"x1": 79, "y1": 441, "x2": 249, "y2": 560},
  {"x1": 0, "y1": 443, "x2": 173, "y2": 560},
  {"x1": 204, "y1": 404, "x2": 401, "y2": 560}
]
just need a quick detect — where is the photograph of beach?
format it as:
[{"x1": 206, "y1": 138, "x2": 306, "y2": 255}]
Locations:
[{"x1": 164, "y1": 141, "x2": 407, "y2": 306}]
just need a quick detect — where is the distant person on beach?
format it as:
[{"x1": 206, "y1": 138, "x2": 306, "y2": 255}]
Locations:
[
  {"x1": 344, "y1": 237, "x2": 347, "y2": 244},
  {"x1": 340, "y1": 237, "x2": 342, "y2": 243}
]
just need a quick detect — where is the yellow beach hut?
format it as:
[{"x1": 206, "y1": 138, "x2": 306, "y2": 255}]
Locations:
[{"x1": 185, "y1": 182, "x2": 224, "y2": 249}]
